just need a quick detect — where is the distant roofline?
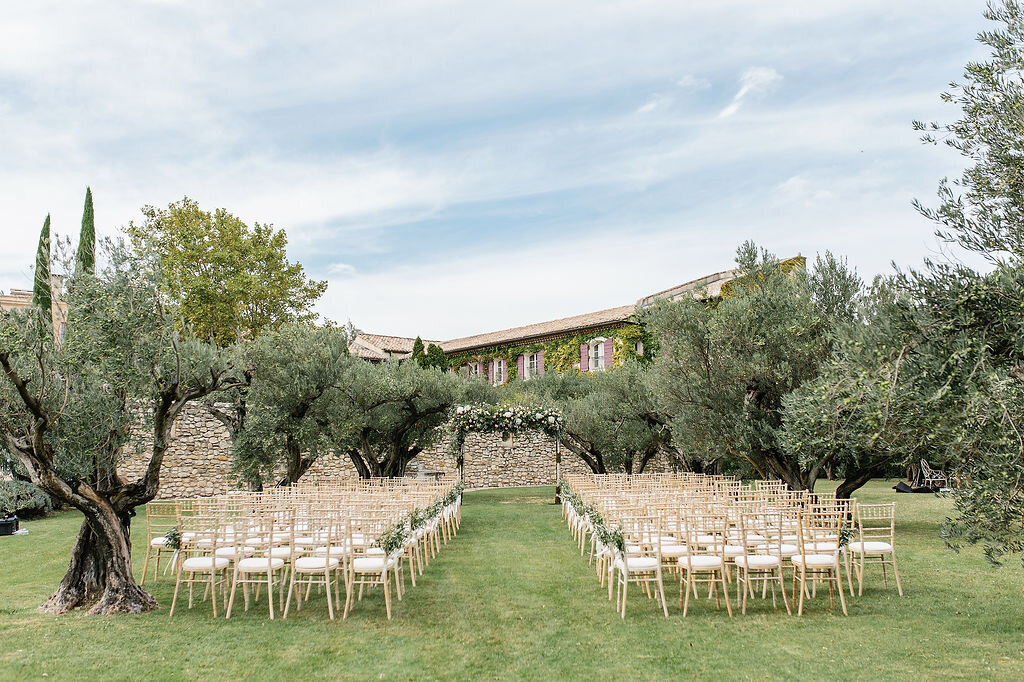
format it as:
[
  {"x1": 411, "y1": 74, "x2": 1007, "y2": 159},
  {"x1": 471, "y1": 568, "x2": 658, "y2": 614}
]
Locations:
[{"x1": 350, "y1": 258, "x2": 800, "y2": 358}]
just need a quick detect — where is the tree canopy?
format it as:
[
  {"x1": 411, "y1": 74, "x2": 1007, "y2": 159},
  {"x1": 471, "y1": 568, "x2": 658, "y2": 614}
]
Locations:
[
  {"x1": 127, "y1": 197, "x2": 327, "y2": 346},
  {"x1": 0, "y1": 241, "x2": 244, "y2": 613}
]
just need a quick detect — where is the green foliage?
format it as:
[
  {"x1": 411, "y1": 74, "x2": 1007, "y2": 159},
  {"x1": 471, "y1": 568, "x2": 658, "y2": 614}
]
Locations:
[
  {"x1": 448, "y1": 403, "x2": 563, "y2": 456},
  {"x1": 162, "y1": 526, "x2": 181, "y2": 551},
  {"x1": 335, "y1": 360, "x2": 469, "y2": 477},
  {"x1": 233, "y1": 324, "x2": 355, "y2": 486},
  {"x1": 425, "y1": 343, "x2": 448, "y2": 370},
  {"x1": 0, "y1": 480, "x2": 52, "y2": 518},
  {"x1": 648, "y1": 243, "x2": 862, "y2": 490},
  {"x1": 520, "y1": 363, "x2": 678, "y2": 474},
  {"x1": 126, "y1": 197, "x2": 327, "y2": 346},
  {"x1": 377, "y1": 520, "x2": 409, "y2": 556},
  {"x1": 411, "y1": 336, "x2": 426, "y2": 366},
  {"x1": 446, "y1": 324, "x2": 652, "y2": 382},
  {"x1": 32, "y1": 214, "x2": 52, "y2": 314},
  {"x1": 75, "y1": 187, "x2": 95, "y2": 276}
]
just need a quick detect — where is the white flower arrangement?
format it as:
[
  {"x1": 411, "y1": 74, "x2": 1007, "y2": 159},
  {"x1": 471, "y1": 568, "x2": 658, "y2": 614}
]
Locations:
[{"x1": 447, "y1": 403, "x2": 564, "y2": 457}]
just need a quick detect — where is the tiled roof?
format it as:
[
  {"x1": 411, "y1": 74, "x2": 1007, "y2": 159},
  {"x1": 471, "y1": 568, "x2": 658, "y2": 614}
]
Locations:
[
  {"x1": 349, "y1": 341, "x2": 388, "y2": 361},
  {"x1": 440, "y1": 304, "x2": 636, "y2": 354},
  {"x1": 355, "y1": 334, "x2": 439, "y2": 354},
  {"x1": 349, "y1": 259, "x2": 801, "y2": 359}
]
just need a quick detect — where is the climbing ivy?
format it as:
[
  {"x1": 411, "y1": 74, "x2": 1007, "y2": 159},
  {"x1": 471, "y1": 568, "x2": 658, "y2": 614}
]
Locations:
[{"x1": 446, "y1": 323, "x2": 655, "y2": 381}]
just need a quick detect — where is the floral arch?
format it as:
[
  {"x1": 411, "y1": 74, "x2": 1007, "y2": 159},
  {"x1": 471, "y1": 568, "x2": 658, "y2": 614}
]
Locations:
[{"x1": 447, "y1": 404, "x2": 566, "y2": 501}]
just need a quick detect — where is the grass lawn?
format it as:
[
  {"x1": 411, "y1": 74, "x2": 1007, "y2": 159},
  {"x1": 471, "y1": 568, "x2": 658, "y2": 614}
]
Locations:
[{"x1": 1, "y1": 480, "x2": 1023, "y2": 680}]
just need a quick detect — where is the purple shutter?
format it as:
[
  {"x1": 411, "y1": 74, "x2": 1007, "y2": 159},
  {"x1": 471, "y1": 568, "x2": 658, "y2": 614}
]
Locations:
[
  {"x1": 580, "y1": 343, "x2": 589, "y2": 372},
  {"x1": 604, "y1": 338, "x2": 614, "y2": 369},
  {"x1": 517, "y1": 354, "x2": 525, "y2": 379},
  {"x1": 487, "y1": 360, "x2": 494, "y2": 384},
  {"x1": 464, "y1": 364, "x2": 470, "y2": 378},
  {"x1": 478, "y1": 362, "x2": 484, "y2": 381},
  {"x1": 537, "y1": 349, "x2": 545, "y2": 376}
]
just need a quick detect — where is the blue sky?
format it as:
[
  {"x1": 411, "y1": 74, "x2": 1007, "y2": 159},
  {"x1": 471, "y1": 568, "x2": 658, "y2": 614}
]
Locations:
[{"x1": 0, "y1": 1, "x2": 992, "y2": 339}]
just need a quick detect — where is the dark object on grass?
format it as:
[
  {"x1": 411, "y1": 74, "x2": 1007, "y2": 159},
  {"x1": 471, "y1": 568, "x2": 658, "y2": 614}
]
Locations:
[
  {"x1": 894, "y1": 481, "x2": 939, "y2": 494},
  {"x1": 0, "y1": 516, "x2": 18, "y2": 536}
]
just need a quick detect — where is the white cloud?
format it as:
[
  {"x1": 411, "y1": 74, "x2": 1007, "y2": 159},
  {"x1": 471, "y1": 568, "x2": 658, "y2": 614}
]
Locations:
[
  {"x1": 719, "y1": 66, "x2": 783, "y2": 117},
  {"x1": 327, "y1": 262, "x2": 357, "y2": 277},
  {"x1": 676, "y1": 74, "x2": 711, "y2": 91}
]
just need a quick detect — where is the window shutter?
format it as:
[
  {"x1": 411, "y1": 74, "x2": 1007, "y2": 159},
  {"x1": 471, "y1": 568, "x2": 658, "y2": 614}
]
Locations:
[
  {"x1": 537, "y1": 349, "x2": 545, "y2": 376},
  {"x1": 487, "y1": 360, "x2": 494, "y2": 384},
  {"x1": 604, "y1": 338, "x2": 614, "y2": 369},
  {"x1": 580, "y1": 343, "x2": 589, "y2": 372},
  {"x1": 517, "y1": 354, "x2": 525, "y2": 379}
]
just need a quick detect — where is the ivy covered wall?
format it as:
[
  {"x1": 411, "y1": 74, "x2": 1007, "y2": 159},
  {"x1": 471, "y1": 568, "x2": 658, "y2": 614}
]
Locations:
[{"x1": 445, "y1": 322, "x2": 656, "y2": 382}]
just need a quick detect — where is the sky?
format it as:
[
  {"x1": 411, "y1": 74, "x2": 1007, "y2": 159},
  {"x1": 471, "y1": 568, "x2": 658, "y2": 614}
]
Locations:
[{"x1": 0, "y1": 1, "x2": 994, "y2": 340}]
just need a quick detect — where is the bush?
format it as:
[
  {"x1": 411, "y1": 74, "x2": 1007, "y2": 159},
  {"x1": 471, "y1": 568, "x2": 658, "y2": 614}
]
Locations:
[{"x1": 0, "y1": 480, "x2": 53, "y2": 518}]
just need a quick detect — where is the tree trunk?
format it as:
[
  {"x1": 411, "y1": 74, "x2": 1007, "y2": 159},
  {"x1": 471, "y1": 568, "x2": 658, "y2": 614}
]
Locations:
[
  {"x1": 42, "y1": 509, "x2": 157, "y2": 615},
  {"x1": 835, "y1": 466, "x2": 880, "y2": 499}
]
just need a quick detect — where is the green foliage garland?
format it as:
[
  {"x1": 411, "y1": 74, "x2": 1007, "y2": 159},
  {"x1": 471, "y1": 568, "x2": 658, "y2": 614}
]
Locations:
[{"x1": 448, "y1": 403, "x2": 563, "y2": 456}]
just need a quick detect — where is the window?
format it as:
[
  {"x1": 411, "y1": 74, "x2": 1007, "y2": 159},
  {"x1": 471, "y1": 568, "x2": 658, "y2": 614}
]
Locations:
[
  {"x1": 633, "y1": 340, "x2": 644, "y2": 357},
  {"x1": 589, "y1": 338, "x2": 606, "y2": 371},
  {"x1": 525, "y1": 352, "x2": 538, "y2": 379},
  {"x1": 492, "y1": 358, "x2": 505, "y2": 385},
  {"x1": 469, "y1": 363, "x2": 479, "y2": 377}
]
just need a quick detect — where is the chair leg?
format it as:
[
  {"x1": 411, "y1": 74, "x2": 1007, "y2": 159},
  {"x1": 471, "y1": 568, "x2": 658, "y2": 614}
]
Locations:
[
  {"x1": 226, "y1": 569, "x2": 240, "y2": 619},
  {"x1": 383, "y1": 573, "x2": 393, "y2": 621},
  {"x1": 891, "y1": 553, "x2": 904, "y2": 597},
  {"x1": 836, "y1": 569, "x2": 848, "y2": 616},
  {"x1": 169, "y1": 566, "x2": 184, "y2": 617},
  {"x1": 267, "y1": 571, "x2": 275, "y2": 620},
  {"x1": 325, "y1": 571, "x2": 335, "y2": 621},
  {"x1": 721, "y1": 570, "x2": 732, "y2": 617},
  {"x1": 210, "y1": 572, "x2": 218, "y2": 618},
  {"x1": 620, "y1": 575, "x2": 627, "y2": 619}
]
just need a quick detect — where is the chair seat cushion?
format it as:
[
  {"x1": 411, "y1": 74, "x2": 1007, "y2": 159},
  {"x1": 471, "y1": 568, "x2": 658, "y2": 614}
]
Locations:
[
  {"x1": 364, "y1": 547, "x2": 386, "y2": 556},
  {"x1": 791, "y1": 554, "x2": 836, "y2": 567},
  {"x1": 352, "y1": 556, "x2": 388, "y2": 573},
  {"x1": 181, "y1": 557, "x2": 230, "y2": 571},
  {"x1": 215, "y1": 546, "x2": 255, "y2": 559},
  {"x1": 150, "y1": 536, "x2": 169, "y2": 547},
  {"x1": 850, "y1": 541, "x2": 893, "y2": 553},
  {"x1": 734, "y1": 554, "x2": 781, "y2": 568},
  {"x1": 294, "y1": 556, "x2": 340, "y2": 571},
  {"x1": 265, "y1": 546, "x2": 292, "y2": 559},
  {"x1": 314, "y1": 545, "x2": 351, "y2": 557},
  {"x1": 684, "y1": 555, "x2": 723, "y2": 569},
  {"x1": 237, "y1": 557, "x2": 285, "y2": 572},
  {"x1": 660, "y1": 544, "x2": 688, "y2": 557},
  {"x1": 613, "y1": 556, "x2": 659, "y2": 572},
  {"x1": 723, "y1": 545, "x2": 745, "y2": 556}
]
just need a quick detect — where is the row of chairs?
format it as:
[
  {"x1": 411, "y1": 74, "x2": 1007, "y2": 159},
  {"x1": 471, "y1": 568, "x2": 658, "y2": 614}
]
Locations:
[
  {"x1": 563, "y1": 473, "x2": 903, "y2": 618},
  {"x1": 141, "y1": 478, "x2": 463, "y2": 621}
]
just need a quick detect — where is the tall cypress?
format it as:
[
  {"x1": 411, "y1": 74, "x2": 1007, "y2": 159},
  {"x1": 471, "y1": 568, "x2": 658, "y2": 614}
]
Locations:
[
  {"x1": 32, "y1": 214, "x2": 52, "y2": 314},
  {"x1": 75, "y1": 186, "x2": 95, "y2": 275}
]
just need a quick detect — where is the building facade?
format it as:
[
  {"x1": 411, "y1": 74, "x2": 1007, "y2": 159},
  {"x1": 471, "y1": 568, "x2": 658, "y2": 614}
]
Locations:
[{"x1": 350, "y1": 265, "x2": 748, "y2": 382}]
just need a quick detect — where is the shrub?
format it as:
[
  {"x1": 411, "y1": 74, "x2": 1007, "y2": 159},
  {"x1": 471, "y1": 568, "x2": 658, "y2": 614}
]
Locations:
[{"x1": 0, "y1": 480, "x2": 53, "y2": 518}]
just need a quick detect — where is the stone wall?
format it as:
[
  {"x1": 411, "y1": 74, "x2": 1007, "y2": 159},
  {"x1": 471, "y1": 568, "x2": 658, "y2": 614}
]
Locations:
[{"x1": 119, "y1": 403, "x2": 675, "y2": 499}]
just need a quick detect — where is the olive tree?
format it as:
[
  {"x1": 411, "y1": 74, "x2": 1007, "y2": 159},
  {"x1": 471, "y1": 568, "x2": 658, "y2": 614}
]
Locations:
[
  {"x1": 232, "y1": 324, "x2": 356, "y2": 487},
  {"x1": 517, "y1": 363, "x2": 684, "y2": 474},
  {"x1": 647, "y1": 244, "x2": 863, "y2": 491},
  {"x1": 0, "y1": 243, "x2": 243, "y2": 614}
]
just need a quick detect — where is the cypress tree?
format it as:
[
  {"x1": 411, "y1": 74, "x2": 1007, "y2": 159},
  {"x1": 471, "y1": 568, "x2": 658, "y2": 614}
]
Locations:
[
  {"x1": 32, "y1": 214, "x2": 52, "y2": 314},
  {"x1": 76, "y1": 186, "x2": 95, "y2": 275},
  {"x1": 411, "y1": 336, "x2": 426, "y2": 366}
]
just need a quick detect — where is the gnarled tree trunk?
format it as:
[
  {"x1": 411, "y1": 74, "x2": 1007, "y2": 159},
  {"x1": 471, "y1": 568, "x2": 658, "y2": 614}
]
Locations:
[{"x1": 43, "y1": 507, "x2": 156, "y2": 615}]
